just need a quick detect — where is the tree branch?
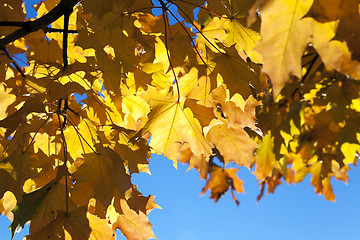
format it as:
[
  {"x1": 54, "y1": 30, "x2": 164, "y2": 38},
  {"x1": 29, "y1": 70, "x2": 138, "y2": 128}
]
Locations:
[
  {"x1": 43, "y1": 27, "x2": 78, "y2": 34},
  {"x1": 0, "y1": 21, "x2": 28, "y2": 27},
  {"x1": 0, "y1": 0, "x2": 79, "y2": 48},
  {"x1": 63, "y1": 8, "x2": 72, "y2": 70}
]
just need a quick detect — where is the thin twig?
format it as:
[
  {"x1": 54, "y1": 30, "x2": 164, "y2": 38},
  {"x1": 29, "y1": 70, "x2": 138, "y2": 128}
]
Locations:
[
  {"x1": 23, "y1": 113, "x2": 54, "y2": 153},
  {"x1": 301, "y1": 53, "x2": 320, "y2": 83},
  {"x1": 67, "y1": 117, "x2": 97, "y2": 154},
  {"x1": 57, "y1": 109, "x2": 69, "y2": 213},
  {"x1": 174, "y1": 2, "x2": 222, "y2": 53}
]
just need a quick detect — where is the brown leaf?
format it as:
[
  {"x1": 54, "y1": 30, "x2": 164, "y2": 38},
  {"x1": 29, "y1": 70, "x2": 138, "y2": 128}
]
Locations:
[
  {"x1": 201, "y1": 165, "x2": 244, "y2": 204},
  {"x1": 73, "y1": 144, "x2": 132, "y2": 207}
]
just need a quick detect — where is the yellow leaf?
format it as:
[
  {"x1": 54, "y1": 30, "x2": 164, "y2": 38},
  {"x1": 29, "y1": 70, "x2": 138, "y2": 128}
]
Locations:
[
  {"x1": 204, "y1": 119, "x2": 258, "y2": 167},
  {"x1": 111, "y1": 125, "x2": 151, "y2": 174},
  {"x1": 222, "y1": 18, "x2": 261, "y2": 62},
  {"x1": 63, "y1": 119, "x2": 97, "y2": 161},
  {"x1": 253, "y1": 133, "x2": 280, "y2": 180},
  {"x1": 122, "y1": 95, "x2": 150, "y2": 130},
  {"x1": 113, "y1": 199, "x2": 156, "y2": 240},
  {"x1": 0, "y1": 191, "x2": 16, "y2": 221},
  {"x1": 255, "y1": 0, "x2": 314, "y2": 96},
  {"x1": 0, "y1": 83, "x2": 16, "y2": 120},
  {"x1": 141, "y1": 86, "x2": 213, "y2": 166}
]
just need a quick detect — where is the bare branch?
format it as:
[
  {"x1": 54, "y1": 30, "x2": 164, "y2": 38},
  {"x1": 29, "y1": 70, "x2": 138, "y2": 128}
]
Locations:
[
  {"x1": 43, "y1": 27, "x2": 78, "y2": 34},
  {"x1": 62, "y1": 8, "x2": 72, "y2": 70},
  {"x1": 0, "y1": 0, "x2": 80, "y2": 48},
  {"x1": 0, "y1": 21, "x2": 28, "y2": 27}
]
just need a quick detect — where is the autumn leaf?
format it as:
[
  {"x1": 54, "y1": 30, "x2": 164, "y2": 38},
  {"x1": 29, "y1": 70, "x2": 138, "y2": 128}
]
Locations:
[
  {"x1": 201, "y1": 164, "x2": 244, "y2": 205},
  {"x1": 2, "y1": 0, "x2": 360, "y2": 238},
  {"x1": 254, "y1": 0, "x2": 314, "y2": 96},
  {"x1": 111, "y1": 125, "x2": 151, "y2": 174},
  {"x1": 25, "y1": 206, "x2": 95, "y2": 240},
  {"x1": 209, "y1": 45, "x2": 260, "y2": 97},
  {"x1": 0, "y1": 83, "x2": 16, "y2": 120},
  {"x1": 0, "y1": 148, "x2": 38, "y2": 200},
  {"x1": 0, "y1": 191, "x2": 16, "y2": 222},
  {"x1": 113, "y1": 198, "x2": 156, "y2": 240},
  {"x1": 73, "y1": 144, "x2": 132, "y2": 207},
  {"x1": 253, "y1": 133, "x2": 280, "y2": 180},
  {"x1": 204, "y1": 119, "x2": 258, "y2": 166},
  {"x1": 10, "y1": 180, "x2": 55, "y2": 237},
  {"x1": 140, "y1": 86, "x2": 213, "y2": 166},
  {"x1": 308, "y1": 0, "x2": 360, "y2": 61},
  {"x1": 0, "y1": 95, "x2": 45, "y2": 137},
  {"x1": 30, "y1": 180, "x2": 78, "y2": 233}
]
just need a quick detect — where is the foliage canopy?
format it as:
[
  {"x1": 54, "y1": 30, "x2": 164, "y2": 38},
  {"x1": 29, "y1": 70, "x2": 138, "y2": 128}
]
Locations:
[{"x1": 0, "y1": 0, "x2": 359, "y2": 239}]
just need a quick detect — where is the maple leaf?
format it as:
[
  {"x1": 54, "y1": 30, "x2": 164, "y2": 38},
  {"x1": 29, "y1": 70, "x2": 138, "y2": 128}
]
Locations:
[
  {"x1": 254, "y1": 0, "x2": 314, "y2": 96},
  {"x1": 10, "y1": 184, "x2": 49, "y2": 237},
  {"x1": 209, "y1": 45, "x2": 260, "y2": 97},
  {"x1": 112, "y1": 198, "x2": 156, "y2": 240},
  {"x1": 25, "y1": 206, "x2": 105, "y2": 240},
  {"x1": 0, "y1": 0, "x2": 26, "y2": 37},
  {"x1": 63, "y1": 119, "x2": 98, "y2": 161},
  {"x1": 307, "y1": 0, "x2": 360, "y2": 60},
  {"x1": 73, "y1": 144, "x2": 132, "y2": 207},
  {"x1": 253, "y1": 133, "x2": 280, "y2": 180},
  {"x1": 0, "y1": 95, "x2": 45, "y2": 137},
  {"x1": 0, "y1": 148, "x2": 38, "y2": 201},
  {"x1": 140, "y1": 86, "x2": 213, "y2": 166},
  {"x1": 30, "y1": 180, "x2": 78, "y2": 233},
  {"x1": 26, "y1": 31, "x2": 63, "y2": 64},
  {"x1": 204, "y1": 119, "x2": 258, "y2": 167},
  {"x1": 3, "y1": 0, "x2": 360, "y2": 238},
  {"x1": 179, "y1": 143, "x2": 209, "y2": 179},
  {"x1": 201, "y1": 164, "x2": 244, "y2": 205},
  {"x1": 111, "y1": 125, "x2": 151, "y2": 174},
  {"x1": 0, "y1": 83, "x2": 16, "y2": 120}
]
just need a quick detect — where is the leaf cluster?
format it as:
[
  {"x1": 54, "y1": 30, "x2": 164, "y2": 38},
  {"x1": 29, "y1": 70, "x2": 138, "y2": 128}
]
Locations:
[{"x1": 0, "y1": 0, "x2": 359, "y2": 239}]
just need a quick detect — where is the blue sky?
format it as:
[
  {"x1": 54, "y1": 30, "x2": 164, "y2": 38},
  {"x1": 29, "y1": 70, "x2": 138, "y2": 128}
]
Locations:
[
  {"x1": 1, "y1": 1, "x2": 360, "y2": 239},
  {"x1": 2, "y1": 154, "x2": 360, "y2": 240}
]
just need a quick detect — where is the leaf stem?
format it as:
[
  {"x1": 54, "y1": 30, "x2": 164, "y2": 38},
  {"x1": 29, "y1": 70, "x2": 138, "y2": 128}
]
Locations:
[
  {"x1": 174, "y1": 2, "x2": 222, "y2": 53},
  {"x1": 166, "y1": 9, "x2": 208, "y2": 67},
  {"x1": 57, "y1": 99, "x2": 69, "y2": 213}
]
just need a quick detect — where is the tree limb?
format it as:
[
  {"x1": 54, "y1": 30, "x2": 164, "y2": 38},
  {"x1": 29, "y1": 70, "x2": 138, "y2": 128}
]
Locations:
[
  {"x1": 43, "y1": 27, "x2": 78, "y2": 34},
  {"x1": 63, "y1": 8, "x2": 72, "y2": 70},
  {"x1": 0, "y1": 0, "x2": 79, "y2": 48}
]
